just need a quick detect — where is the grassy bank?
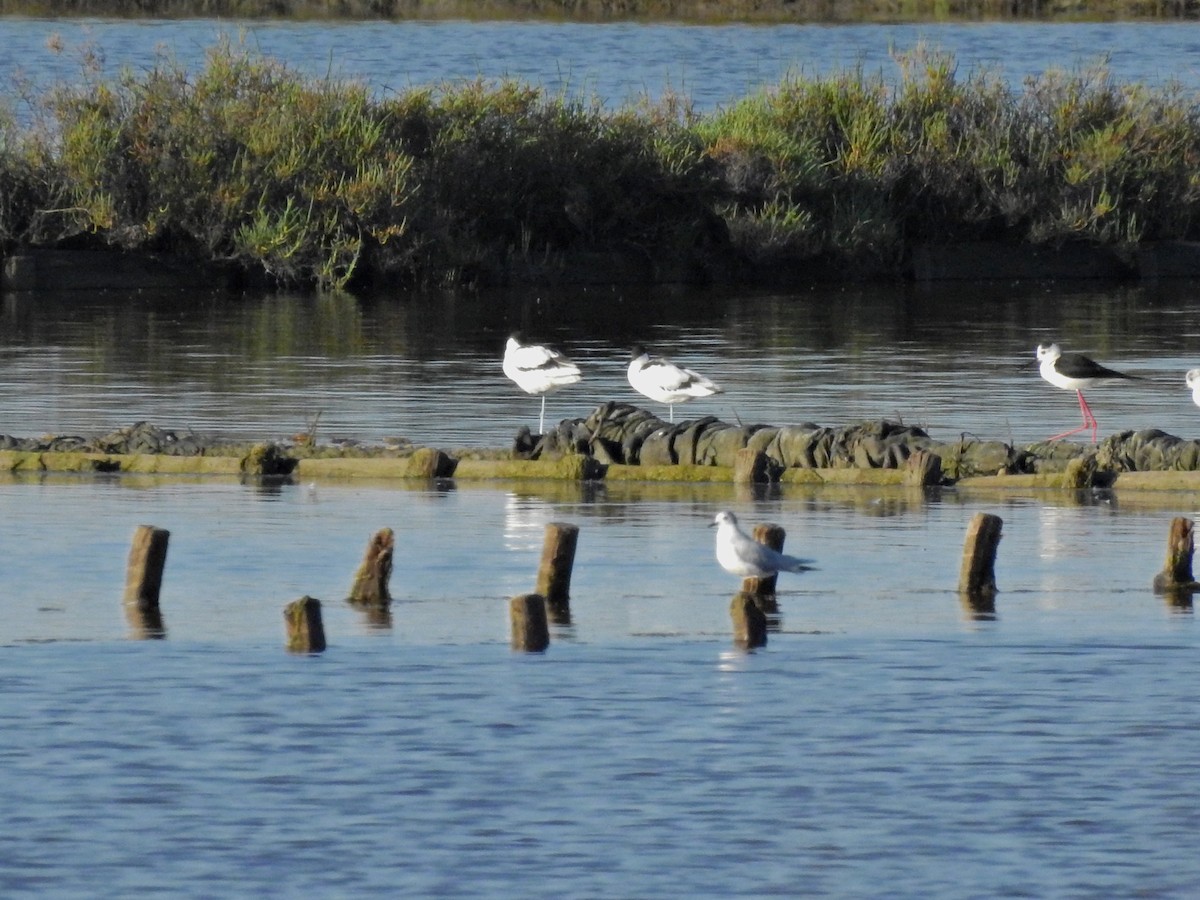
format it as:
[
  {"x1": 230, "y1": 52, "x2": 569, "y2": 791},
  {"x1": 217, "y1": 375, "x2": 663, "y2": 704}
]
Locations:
[
  {"x1": 1, "y1": 0, "x2": 1197, "y2": 22},
  {"x1": 3, "y1": 41, "x2": 1200, "y2": 291}
]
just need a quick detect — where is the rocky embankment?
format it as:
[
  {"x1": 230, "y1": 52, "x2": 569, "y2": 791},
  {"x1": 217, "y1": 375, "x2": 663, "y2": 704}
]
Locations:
[{"x1": 7, "y1": 407, "x2": 1200, "y2": 485}]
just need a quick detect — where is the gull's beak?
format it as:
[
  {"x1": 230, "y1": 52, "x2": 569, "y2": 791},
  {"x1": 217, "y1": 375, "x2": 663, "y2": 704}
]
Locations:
[{"x1": 707, "y1": 521, "x2": 717, "y2": 528}]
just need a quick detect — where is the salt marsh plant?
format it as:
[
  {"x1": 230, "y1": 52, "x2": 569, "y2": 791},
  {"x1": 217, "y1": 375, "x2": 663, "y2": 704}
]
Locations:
[
  {"x1": 41, "y1": 41, "x2": 415, "y2": 289},
  {"x1": 696, "y1": 47, "x2": 1200, "y2": 274},
  {"x1": 5, "y1": 41, "x2": 1200, "y2": 291}
]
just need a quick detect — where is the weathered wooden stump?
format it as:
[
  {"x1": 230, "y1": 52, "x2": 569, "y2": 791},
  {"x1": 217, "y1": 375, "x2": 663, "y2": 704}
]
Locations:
[
  {"x1": 903, "y1": 450, "x2": 942, "y2": 487},
  {"x1": 347, "y1": 527, "x2": 394, "y2": 607},
  {"x1": 123, "y1": 525, "x2": 169, "y2": 626},
  {"x1": 284, "y1": 595, "x2": 326, "y2": 653},
  {"x1": 958, "y1": 512, "x2": 1002, "y2": 603},
  {"x1": 535, "y1": 522, "x2": 579, "y2": 610},
  {"x1": 1152, "y1": 517, "x2": 1200, "y2": 597},
  {"x1": 730, "y1": 591, "x2": 768, "y2": 648},
  {"x1": 734, "y1": 448, "x2": 772, "y2": 484},
  {"x1": 408, "y1": 447, "x2": 456, "y2": 478},
  {"x1": 741, "y1": 523, "x2": 786, "y2": 596},
  {"x1": 510, "y1": 593, "x2": 550, "y2": 652}
]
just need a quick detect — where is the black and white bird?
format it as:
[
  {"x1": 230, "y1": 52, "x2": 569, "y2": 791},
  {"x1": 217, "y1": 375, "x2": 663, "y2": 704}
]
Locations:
[
  {"x1": 709, "y1": 511, "x2": 815, "y2": 579},
  {"x1": 1036, "y1": 342, "x2": 1138, "y2": 443},
  {"x1": 627, "y1": 344, "x2": 722, "y2": 423},
  {"x1": 502, "y1": 334, "x2": 582, "y2": 434},
  {"x1": 1187, "y1": 369, "x2": 1200, "y2": 409}
]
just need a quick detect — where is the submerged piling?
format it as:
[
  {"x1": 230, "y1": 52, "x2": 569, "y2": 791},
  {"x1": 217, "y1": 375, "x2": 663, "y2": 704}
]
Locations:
[
  {"x1": 958, "y1": 512, "x2": 1002, "y2": 609},
  {"x1": 284, "y1": 595, "x2": 326, "y2": 653},
  {"x1": 510, "y1": 593, "x2": 550, "y2": 652},
  {"x1": 408, "y1": 447, "x2": 456, "y2": 478},
  {"x1": 347, "y1": 527, "x2": 394, "y2": 607},
  {"x1": 734, "y1": 448, "x2": 772, "y2": 484},
  {"x1": 903, "y1": 450, "x2": 942, "y2": 487},
  {"x1": 741, "y1": 523, "x2": 787, "y2": 596},
  {"x1": 535, "y1": 522, "x2": 579, "y2": 610},
  {"x1": 1152, "y1": 516, "x2": 1200, "y2": 596},
  {"x1": 730, "y1": 591, "x2": 768, "y2": 648},
  {"x1": 123, "y1": 525, "x2": 169, "y2": 636}
]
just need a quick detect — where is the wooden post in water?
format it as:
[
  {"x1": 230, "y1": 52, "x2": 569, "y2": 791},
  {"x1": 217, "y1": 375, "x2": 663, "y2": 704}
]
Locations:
[
  {"x1": 1152, "y1": 517, "x2": 1200, "y2": 597},
  {"x1": 510, "y1": 593, "x2": 550, "y2": 652},
  {"x1": 958, "y1": 513, "x2": 1003, "y2": 606},
  {"x1": 408, "y1": 447, "x2": 456, "y2": 478},
  {"x1": 284, "y1": 596, "x2": 326, "y2": 653},
  {"x1": 535, "y1": 522, "x2": 579, "y2": 610},
  {"x1": 730, "y1": 591, "x2": 768, "y2": 648},
  {"x1": 741, "y1": 523, "x2": 787, "y2": 596},
  {"x1": 123, "y1": 525, "x2": 169, "y2": 636},
  {"x1": 734, "y1": 448, "x2": 772, "y2": 484},
  {"x1": 903, "y1": 450, "x2": 942, "y2": 487},
  {"x1": 347, "y1": 527, "x2": 394, "y2": 607}
]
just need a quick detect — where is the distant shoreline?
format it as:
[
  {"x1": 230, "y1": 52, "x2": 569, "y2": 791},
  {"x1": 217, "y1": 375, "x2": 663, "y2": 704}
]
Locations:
[{"x1": 0, "y1": 0, "x2": 1197, "y2": 24}]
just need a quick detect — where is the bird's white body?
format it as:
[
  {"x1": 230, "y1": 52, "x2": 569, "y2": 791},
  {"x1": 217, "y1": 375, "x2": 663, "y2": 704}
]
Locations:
[
  {"x1": 1187, "y1": 369, "x2": 1200, "y2": 408},
  {"x1": 1036, "y1": 342, "x2": 1129, "y2": 391},
  {"x1": 503, "y1": 336, "x2": 582, "y2": 433},
  {"x1": 710, "y1": 511, "x2": 814, "y2": 578},
  {"x1": 628, "y1": 346, "x2": 722, "y2": 422},
  {"x1": 503, "y1": 336, "x2": 582, "y2": 396}
]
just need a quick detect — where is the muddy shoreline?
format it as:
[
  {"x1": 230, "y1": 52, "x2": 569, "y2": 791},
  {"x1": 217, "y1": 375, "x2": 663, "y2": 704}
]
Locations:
[{"x1": 8, "y1": 241, "x2": 1200, "y2": 293}]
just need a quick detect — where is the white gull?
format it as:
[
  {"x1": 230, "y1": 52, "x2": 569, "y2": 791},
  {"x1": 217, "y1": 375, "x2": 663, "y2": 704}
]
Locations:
[{"x1": 709, "y1": 510, "x2": 815, "y2": 578}]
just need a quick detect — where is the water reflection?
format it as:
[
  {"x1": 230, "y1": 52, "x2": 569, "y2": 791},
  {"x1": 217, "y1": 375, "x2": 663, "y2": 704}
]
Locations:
[{"x1": 9, "y1": 280, "x2": 1200, "y2": 452}]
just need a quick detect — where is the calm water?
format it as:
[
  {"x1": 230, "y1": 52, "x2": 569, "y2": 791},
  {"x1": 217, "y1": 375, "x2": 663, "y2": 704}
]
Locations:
[
  {"x1": 3, "y1": 17, "x2": 1200, "y2": 114},
  {"x1": 4, "y1": 281, "x2": 1200, "y2": 448},
  {"x1": 2, "y1": 474, "x2": 1200, "y2": 896},
  {"x1": 6, "y1": 15, "x2": 1200, "y2": 896}
]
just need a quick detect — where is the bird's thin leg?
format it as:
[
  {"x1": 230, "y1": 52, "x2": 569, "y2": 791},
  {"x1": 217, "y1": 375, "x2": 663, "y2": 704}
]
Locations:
[
  {"x1": 1077, "y1": 391, "x2": 1099, "y2": 443},
  {"x1": 669, "y1": 405, "x2": 674, "y2": 424},
  {"x1": 1046, "y1": 390, "x2": 1095, "y2": 442},
  {"x1": 539, "y1": 395, "x2": 546, "y2": 435}
]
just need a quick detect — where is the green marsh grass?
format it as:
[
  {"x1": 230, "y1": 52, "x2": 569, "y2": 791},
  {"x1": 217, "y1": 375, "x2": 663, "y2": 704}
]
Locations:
[{"x1": 4, "y1": 42, "x2": 1200, "y2": 290}]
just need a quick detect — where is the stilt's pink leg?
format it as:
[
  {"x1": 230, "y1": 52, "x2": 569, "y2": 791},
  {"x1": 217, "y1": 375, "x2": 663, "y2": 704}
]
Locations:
[
  {"x1": 1077, "y1": 391, "x2": 1099, "y2": 443},
  {"x1": 1047, "y1": 390, "x2": 1095, "y2": 442}
]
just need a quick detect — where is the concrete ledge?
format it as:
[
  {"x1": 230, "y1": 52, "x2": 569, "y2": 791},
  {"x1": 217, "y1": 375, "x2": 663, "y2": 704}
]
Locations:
[
  {"x1": 11, "y1": 446, "x2": 1200, "y2": 491},
  {"x1": 1111, "y1": 470, "x2": 1200, "y2": 491},
  {"x1": 781, "y1": 467, "x2": 906, "y2": 485},
  {"x1": 606, "y1": 463, "x2": 733, "y2": 482}
]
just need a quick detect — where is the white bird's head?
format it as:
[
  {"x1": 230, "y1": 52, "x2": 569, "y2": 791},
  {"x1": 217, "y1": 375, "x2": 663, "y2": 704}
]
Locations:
[
  {"x1": 1036, "y1": 342, "x2": 1061, "y2": 363},
  {"x1": 1187, "y1": 368, "x2": 1200, "y2": 390},
  {"x1": 710, "y1": 510, "x2": 738, "y2": 530}
]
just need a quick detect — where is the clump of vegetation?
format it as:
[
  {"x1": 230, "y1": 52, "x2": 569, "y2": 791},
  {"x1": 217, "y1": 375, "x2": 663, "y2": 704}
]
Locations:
[
  {"x1": 3, "y1": 39, "x2": 720, "y2": 289},
  {"x1": 696, "y1": 46, "x2": 1200, "y2": 273},
  {"x1": 3, "y1": 40, "x2": 1200, "y2": 291}
]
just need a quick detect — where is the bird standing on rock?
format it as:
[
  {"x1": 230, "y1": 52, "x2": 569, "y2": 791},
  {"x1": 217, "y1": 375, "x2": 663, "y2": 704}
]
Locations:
[
  {"x1": 627, "y1": 344, "x2": 723, "y2": 423},
  {"x1": 502, "y1": 334, "x2": 582, "y2": 434},
  {"x1": 710, "y1": 511, "x2": 815, "y2": 578},
  {"x1": 1036, "y1": 342, "x2": 1138, "y2": 443}
]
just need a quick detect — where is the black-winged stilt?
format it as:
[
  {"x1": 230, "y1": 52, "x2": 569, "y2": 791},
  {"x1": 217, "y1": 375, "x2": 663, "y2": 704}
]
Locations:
[
  {"x1": 709, "y1": 511, "x2": 816, "y2": 578},
  {"x1": 502, "y1": 334, "x2": 582, "y2": 434},
  {"x1": 627, "y1": 345, "x2": 722, "y2": 423},
  {"x1": 1036, "y1": 342, "x2": 1137, "y2": 443}
]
